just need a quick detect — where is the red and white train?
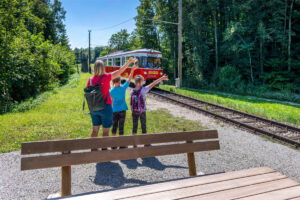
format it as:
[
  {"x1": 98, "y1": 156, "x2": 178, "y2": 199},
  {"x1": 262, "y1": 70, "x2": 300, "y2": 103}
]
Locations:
[{"x1": 97, "y1": 49, "x2": 163, "y2": 83}]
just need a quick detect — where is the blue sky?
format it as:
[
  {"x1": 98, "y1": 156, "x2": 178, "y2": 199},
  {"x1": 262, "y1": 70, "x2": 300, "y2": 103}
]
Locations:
[{"x1": 60, "y1": 0, "x2": 140, "y2": 49}]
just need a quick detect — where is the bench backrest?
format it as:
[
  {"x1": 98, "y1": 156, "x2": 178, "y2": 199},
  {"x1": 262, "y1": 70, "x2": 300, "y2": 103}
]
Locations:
[{"x1": 21, "y1": 130, "x2": 219, "y2": 171}]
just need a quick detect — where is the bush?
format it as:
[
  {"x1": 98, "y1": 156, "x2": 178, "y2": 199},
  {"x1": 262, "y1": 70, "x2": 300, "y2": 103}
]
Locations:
[
  {"x1": 217, "y1": 65, "x2": 242, "y2": 91},
  {"x1": 0, "y1": 31, "x2": 75, "y2": 114}
]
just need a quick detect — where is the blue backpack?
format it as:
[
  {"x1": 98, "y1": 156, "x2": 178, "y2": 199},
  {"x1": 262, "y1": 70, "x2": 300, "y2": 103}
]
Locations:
[{"x1": 130, "y1": 88, "x2": 145, "y2": 114}]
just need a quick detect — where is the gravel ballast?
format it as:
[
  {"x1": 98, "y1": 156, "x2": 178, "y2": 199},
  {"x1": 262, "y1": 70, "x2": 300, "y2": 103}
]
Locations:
[{"x1": 1, "y1": 96, "x2": 300, "y2": 200}]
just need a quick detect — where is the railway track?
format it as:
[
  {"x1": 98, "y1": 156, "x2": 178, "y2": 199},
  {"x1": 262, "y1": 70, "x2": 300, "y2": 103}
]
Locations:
[{"x1": 150, "y1": 87, "x2": 300, "y2": 148}]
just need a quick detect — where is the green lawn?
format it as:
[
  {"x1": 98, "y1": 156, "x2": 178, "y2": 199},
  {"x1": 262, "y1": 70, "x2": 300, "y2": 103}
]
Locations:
[
  {"x1": 159, "y1": 85, "x2": 300, "y2": 126},
  {"x1": 0, "y1": 73, "x2": 203, "y2": 153}
]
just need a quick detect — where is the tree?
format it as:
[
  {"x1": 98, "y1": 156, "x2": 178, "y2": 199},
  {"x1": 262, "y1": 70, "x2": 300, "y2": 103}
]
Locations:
[
  {"x1": 122, "y1": 0, "x2": 300, "y2": 94},
  {"x1": 109, "y1": 29, "x2": 130, "y2": 50},
  {"x1": 288, "y1": 0, "x2": 295, "y2": 71},
  {"x1": 0, "y1": 0, "x2": 74, "y2": 113},
  {"x1": 135, "y1": 0, "x2": 160, "y2": 49}
]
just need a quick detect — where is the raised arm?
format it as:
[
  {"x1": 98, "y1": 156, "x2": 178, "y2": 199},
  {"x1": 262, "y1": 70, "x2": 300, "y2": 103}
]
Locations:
[
  {"x1": 147, "y1": 75, "x2": 169, "y2": 91},
  {"x1": 128, "y1": 64, "x2": 138, "y2": 83},
  {"x1": 111, "y1": 57, "x2": 138, "y2": 80}
]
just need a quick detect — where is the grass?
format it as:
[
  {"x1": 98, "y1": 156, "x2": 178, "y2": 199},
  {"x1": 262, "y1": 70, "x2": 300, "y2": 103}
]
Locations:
[
  {"x1": 0, "y1": 73, "x2": 203, "y2": 153},
  {"x1": 159, "y1": 85, "x2": 300, "y2": 126}
]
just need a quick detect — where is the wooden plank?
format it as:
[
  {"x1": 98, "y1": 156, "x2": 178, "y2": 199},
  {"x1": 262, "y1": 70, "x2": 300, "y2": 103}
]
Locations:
[
  {"x1": 187, "y1": 152, "x2": 196, "y2": 176},
  {"x1": 122, "y1": 172, "x2": 286, "y2": 200},
  {"x1": 21, "y1": 130, "x2": 218, "y2": 155},
  {"x1": 61, "y1": 166, "x2": 71, "y2": 196},
  {"x1": 61, "y1": 168, "x2": 275, "y2": 200},
  {"x1": 184, "y1": 178, "x2": 299, "y2": 200},
  {"x1": 239, "y1": 185, "x2": 300, "y2": 200},
  {"x1": 21, "y1": 141, "x2": 220, "y2": 170},
  {"x1": 186, "y1": 141, "x2": 196, "y2": 176}
]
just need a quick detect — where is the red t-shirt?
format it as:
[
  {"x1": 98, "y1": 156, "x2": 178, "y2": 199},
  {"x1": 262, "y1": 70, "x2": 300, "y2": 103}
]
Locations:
[{"x1": 87, "y1": 73, "x2": 112, "y2": 105}]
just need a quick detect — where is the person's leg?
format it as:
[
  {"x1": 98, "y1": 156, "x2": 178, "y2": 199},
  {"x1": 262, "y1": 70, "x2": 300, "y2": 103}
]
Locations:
[
  {"x1": 140, "y1": 112, "x2": 150, "y2": 146},
  {"x1": 112, "y1": 112, "x2": 119, "y2": 137},
  {"x1": 132, "y1": 113, "x2": 139, "y2": 135},
  {"x1": 91, "y1": 126, "x2": 100, "y2": 137},
  {"x1": 119, "y1": 111, "x2": 126, "y2": 136},
  {"x1": 132, "y1": 113, "x2": 139, "y2": 148},
  {"x1": 101, "y1": 104, "x2": 113, "y2": 140},
  {"x1": 118, "y1": 111, "x2": 127, "y2": 149},
  {"x1": 90, "y1": 112, "x2": 102, "y2": 138},
  {"x1": 90, "y1": 112, "x2": 102, "y2": 151},
  {"x1": 140, "y1": 112, "x2": 147, "y2": 134},
  {"x1": 102, "y1": 127, "x2": 110, "y2": 137}
]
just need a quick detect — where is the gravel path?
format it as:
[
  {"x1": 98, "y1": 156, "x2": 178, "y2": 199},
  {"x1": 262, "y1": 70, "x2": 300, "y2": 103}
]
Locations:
[{"x1": 1, "y1": 96, "x2": 300, "y2": 200}]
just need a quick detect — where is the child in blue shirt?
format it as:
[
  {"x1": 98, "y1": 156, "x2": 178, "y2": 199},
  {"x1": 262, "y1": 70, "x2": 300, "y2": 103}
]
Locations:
[{"x1": 110, "y1": 65, "x2": 138, "y2": 137}]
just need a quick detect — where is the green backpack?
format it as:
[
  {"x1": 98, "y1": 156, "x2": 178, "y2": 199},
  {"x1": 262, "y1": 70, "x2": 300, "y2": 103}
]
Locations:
[{"x1": 83, "y1": 75, "x2": 108, "y2": 113}]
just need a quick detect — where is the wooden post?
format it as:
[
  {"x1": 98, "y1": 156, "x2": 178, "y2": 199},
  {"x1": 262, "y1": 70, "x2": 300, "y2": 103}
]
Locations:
[
  {"x1": 61, "y1": 151, "x2": 71, "y2": 196},
  {"x1": 186, "y1": 141, "x2": 197, "y2": 176}
]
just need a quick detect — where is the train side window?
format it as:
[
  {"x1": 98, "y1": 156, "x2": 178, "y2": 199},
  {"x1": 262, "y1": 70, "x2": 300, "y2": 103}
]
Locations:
[
  {"x1": 104, "y1": 59, "x2": 107, "y2": 66},
  {"x1": 125, "y1": 57, "x2": 134, "y2": 67},
  {"x1": 122, "y1": 57, "x2": 125, "y2": 65},
  {"x1": 108, "y1": 59, "x2": 112, "y2": 66},
  {"x1": 115, "y1": 57, "x2": 121, "y2": 66}
]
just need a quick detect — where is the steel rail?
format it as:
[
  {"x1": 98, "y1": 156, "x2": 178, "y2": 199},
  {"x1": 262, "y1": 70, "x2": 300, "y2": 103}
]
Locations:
[{"x1": 150, "y1": 88, "x2": 300, "y2": 147}]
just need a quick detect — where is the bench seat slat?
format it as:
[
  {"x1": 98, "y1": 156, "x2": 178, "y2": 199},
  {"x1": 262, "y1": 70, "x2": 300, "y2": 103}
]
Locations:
[
  {"x1": 21, "y1": 140, "x2": 220, "y2": 170},
  {"x1": 21, "y1": 130, "x2": 218, "y2": 155}
]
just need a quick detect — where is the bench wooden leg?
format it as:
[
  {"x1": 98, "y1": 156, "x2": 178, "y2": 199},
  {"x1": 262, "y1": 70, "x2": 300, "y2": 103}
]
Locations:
[
  {"x1": 186, "y1": 141, "x2": 197, "y2": 176},
  {"x1": 61, "y1": 165, "x2": 71, "y2": 196}
]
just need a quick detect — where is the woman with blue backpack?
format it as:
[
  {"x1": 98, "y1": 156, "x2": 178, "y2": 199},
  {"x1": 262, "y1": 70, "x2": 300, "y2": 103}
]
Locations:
[{"x1": 130, "y1": 74, "x2": 168, "y2": 146}]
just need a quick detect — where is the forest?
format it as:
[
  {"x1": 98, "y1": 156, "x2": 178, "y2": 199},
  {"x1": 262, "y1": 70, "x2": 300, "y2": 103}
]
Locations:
[
  {"x1": 0, "y1": 0, "x2": 75, "y2": 113},
  {"x1": 87, "y1": 0, "x2": 300, "y2": 102}
]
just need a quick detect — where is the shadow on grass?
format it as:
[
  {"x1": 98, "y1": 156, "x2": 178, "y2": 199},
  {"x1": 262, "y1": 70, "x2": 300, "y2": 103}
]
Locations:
[{"x1": 91, "y1": 157, "x2": 187, "y2": 188}]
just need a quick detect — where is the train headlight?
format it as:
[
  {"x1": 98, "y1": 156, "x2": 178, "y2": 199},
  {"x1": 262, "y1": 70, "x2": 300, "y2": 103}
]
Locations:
[
  {"x1": 160, "y1": 72, "x2": 163, "y2": 75},
  {"x1": 144, "y1": 71, "x2": 147, "y2": 75}
]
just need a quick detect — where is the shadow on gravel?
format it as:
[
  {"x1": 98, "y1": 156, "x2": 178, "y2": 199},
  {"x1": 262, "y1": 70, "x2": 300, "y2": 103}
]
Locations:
[
  {"x1": 121, "y1": 157, "x2": 187, "y2": 171},
  {"x1": 90, "y1": 158, "x2": 187, "y2": 188},
  {"x1": 91, "y1": 162, "x2": 147, "y2": 188},
  {"x1": 142, "y1": 157, "x2": 187, "y2": 170}
]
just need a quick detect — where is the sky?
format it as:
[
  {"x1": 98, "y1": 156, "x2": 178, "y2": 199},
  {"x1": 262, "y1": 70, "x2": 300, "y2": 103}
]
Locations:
[{"x1": 60, "y1": 0, "x2": 140, "y2": 49}]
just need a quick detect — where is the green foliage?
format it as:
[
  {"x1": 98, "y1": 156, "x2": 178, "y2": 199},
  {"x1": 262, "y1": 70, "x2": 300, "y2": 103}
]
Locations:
[
  {"x1": 217, "y1": 65, "x2": 242, "y2": 91},
  {"x1": 0, "y1": 73, "x2": 203, "y2": 153},
  {"x1": 109, "y1": 29, "x2": 130, "y2": 50},
  {"x1": 0, "y1": 0, "x2": 74, "y2": 114},
  {"x1": 128, "y1": 0, "x2": 300, "y2": 100},
  {"x1": 135, "y1": 0, "x2": 160, "y2": 49}
]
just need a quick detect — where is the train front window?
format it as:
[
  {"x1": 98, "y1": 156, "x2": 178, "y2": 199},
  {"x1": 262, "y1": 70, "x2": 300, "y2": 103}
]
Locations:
[
  {"x1": 137, "y1": 56, "x2": 147, "y2": 68},
  {"x1": 147, "y1": 57, "x2": 162, "y2": 69}
]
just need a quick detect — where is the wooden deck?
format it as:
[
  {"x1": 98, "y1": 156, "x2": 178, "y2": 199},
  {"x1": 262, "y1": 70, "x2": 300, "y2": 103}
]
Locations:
[{"x1": 62, "y1": 167, "x2": 300, "y2": 200}]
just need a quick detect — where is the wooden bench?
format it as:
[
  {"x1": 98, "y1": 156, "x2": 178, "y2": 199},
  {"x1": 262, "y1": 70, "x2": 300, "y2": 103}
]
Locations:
[
  {"x1": 62, "y1": 167, "x2": 300, "y2": 200},
  {"x1": 21, "y1": 130, "x2": 220, "y2": 197}
]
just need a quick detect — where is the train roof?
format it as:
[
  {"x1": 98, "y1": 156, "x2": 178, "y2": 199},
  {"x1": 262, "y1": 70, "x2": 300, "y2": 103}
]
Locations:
[{"x1": 97, "y1": 49, "x2": 162, "y2": 59}]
